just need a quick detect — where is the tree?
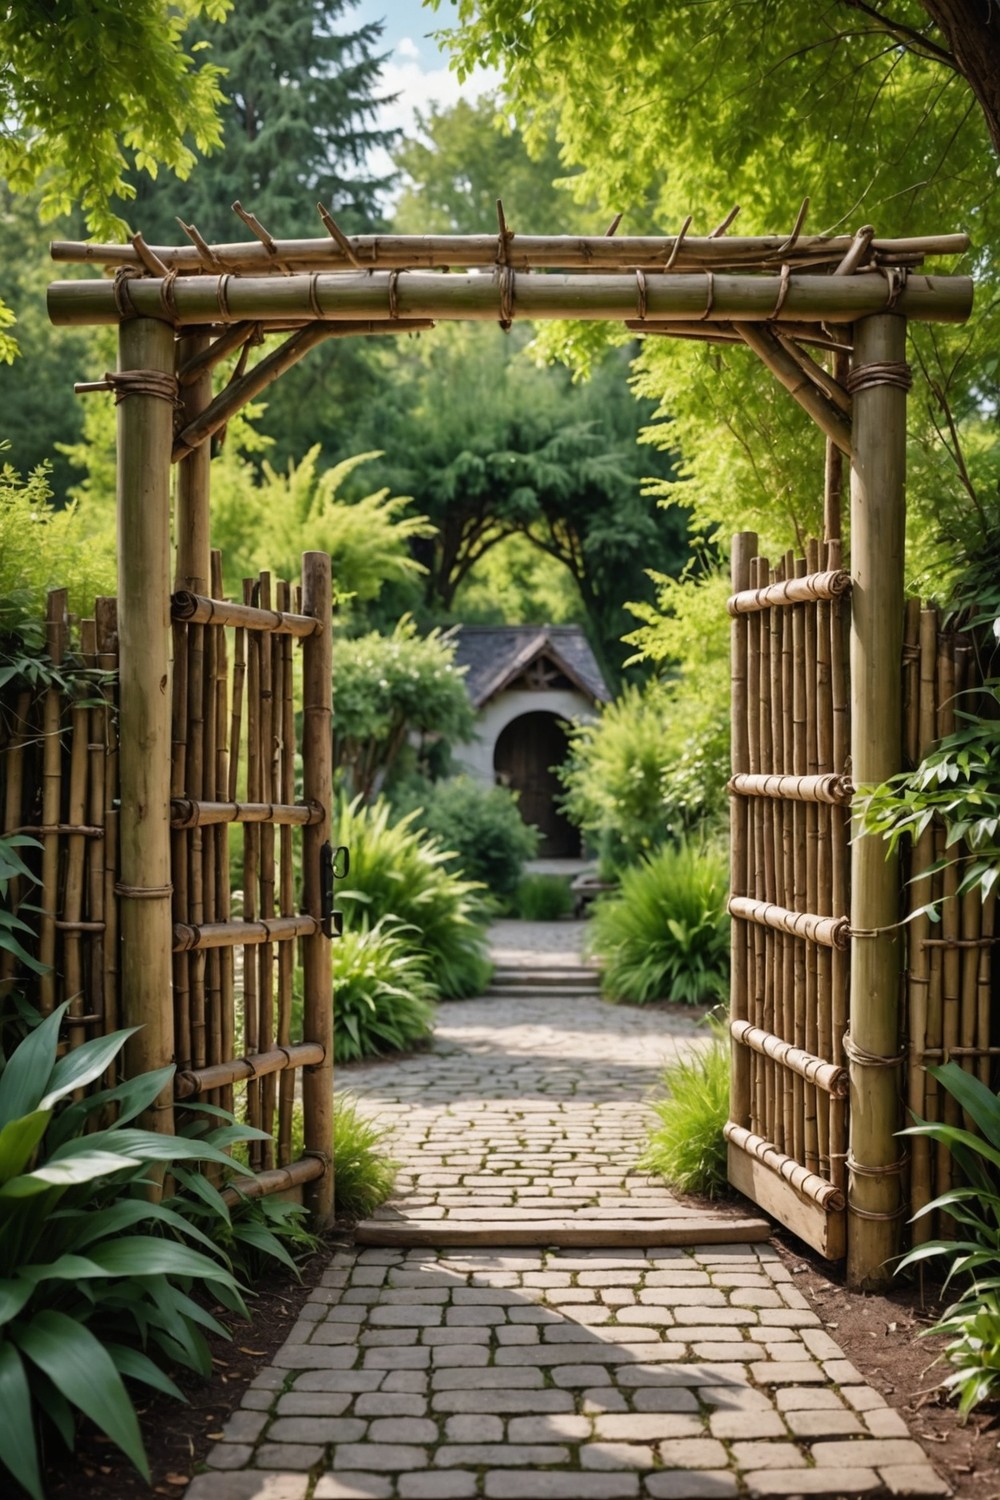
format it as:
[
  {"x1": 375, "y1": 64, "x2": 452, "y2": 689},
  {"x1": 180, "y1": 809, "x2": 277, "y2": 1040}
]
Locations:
[
  {"x1": 438, "y1": 1, "x2": 1000, "y2": 585},
  {"x1": 0, "y1": 1, "x2": 229, "y2": 362},
  {"x1": 347, "y1": 324, "x2": 690, "y2": 683},
  {"x1": 125, "y1": 0, "x2": 399, "y2": 242}
]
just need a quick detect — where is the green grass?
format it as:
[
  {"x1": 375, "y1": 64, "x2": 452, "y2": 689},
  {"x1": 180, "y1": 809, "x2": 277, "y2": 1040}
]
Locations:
[
  {"x1": 512, "y1": 873, "x2": 574, "y2": 921},
  {"x1": 332, "y1": 917, "x2": 437, "y2": 1064},
  {"x1": 640, "y1": 1018, "x2": 730, "y2": 1198},
  {"x1": 291, "y1": 1094, "x2": 397, "y2": 1221},
  {"x1": 587, "y1": 838, "x2": 729, "y2": 1005}
]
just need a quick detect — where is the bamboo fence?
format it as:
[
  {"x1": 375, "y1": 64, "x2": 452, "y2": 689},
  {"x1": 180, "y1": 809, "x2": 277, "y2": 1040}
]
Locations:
[{"x1": 0, "y1": 554, "x2": 334, "y2": 1214}]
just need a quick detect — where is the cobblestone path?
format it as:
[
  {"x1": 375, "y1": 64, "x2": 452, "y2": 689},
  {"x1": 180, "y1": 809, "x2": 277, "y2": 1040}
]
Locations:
[{"x1": 184, "y1": 925, "x2": 948, "y2": 1499}]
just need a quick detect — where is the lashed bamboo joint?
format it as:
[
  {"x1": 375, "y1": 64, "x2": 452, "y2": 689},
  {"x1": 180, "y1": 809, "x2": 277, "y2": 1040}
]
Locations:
[
  {"x1": 172, "y1": 914, "x2": 319, "y2": 951},
  {"x1": 728, "y1": 895, "x2": 850, "y2": 950},
  {"x1": 171, "y1": 590, "x2": 320, "y2": 637},
  {"x1": 730, "y1": 1020, "x2": 848, "y2": 1097},
  {"x1": 173, "y1": 1041, "x2": 325, "y2": 1099},
  {"x1": 727, "y1": 772, "x2": 853, "y2": 804},
  {"x1": 727, "y1": 570, "x2": 850, "y2": 615},
  {"x1": 221, "y1": 1155, "x2": 325, "y2": 1208},
  {"x1": 170, "y1": 798, "x2": 323, "y2": 828},
  {"x1": 723, "y1": 1124, "x2": 845, "y2": 1212}
]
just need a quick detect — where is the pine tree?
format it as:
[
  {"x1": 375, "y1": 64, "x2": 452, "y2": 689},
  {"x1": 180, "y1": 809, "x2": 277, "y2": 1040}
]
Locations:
[{"x1": 124, "y1": 0, "x2": 399, "y2": 242}]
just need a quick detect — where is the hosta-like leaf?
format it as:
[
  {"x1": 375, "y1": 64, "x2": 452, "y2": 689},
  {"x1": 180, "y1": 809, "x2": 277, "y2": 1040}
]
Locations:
[
  {"x1": 14, "y1": 1309, "x2": 149, "y2": 1480},
  {"x1": 0, "y1": 1342, "x2": 42, "y2": 1500},
  {"x1": 85, "y1": 1235, "x2": 239, "y2": 1284},
  {"x1": 46, "y1": 1064, "x2": 177, "y2": 1149},
  {"x1": 928, "y1": 1061, "x2": 1000, "y2": 1153},
  {"x1": 0, "y1": 1150, "x2": 135, "y2": 1198},
  {"x1": 0, "y1": 1002, "x2": 68, "y2": 1128},
  {"x1": 106, "y1": 1343, "x2": 186, "y2": 1403},
  {"x1": 0, "y1": 1277, "x2": 33, "y2": 1325},
  {"x1": 0, "y1": 1110, "x2": 50, "y2": 1185},
  {"x1": 39, "y1": 1026, "x2": 138, "y2": 1111}
]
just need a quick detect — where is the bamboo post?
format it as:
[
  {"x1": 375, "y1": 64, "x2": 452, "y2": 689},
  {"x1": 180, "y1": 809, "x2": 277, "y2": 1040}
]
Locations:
[
  {"x1": 175, "y1": 332, "x2": 212, "y2": 593},
  {"x1": 39, "y1": 589, "x2": 67, "y2": 1015},
  {"x1": 116, "y1": 316, "x2": 176, "y2": 1130},
  {"x1": 846, "y1": 313, "x2": 908, "y2": 1288},
  {"x1": 96, "y1": 600, "x2": 119, "y2": 1038},
  {"x1": 276, "y1": 580, "x2": 296, "y2": 1166},
  {"x1": 258, "y1": 572, "x2": 276, "y2": 1167},
  {"x1": 301, "y1": 552, "x2": 334, "y2": 1223},
  {"x1": 729, "y1": 534, "x2": 756, "y2": 1137}
]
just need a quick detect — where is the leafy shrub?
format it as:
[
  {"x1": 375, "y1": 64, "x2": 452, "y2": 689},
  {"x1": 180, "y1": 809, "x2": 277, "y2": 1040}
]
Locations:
[
  {"x1": 332, "y1": 918, "x2": 437, "y2": 1063},
  {"x1": 641, "y1": 1016, "x2": 730, "y2": 1197},
  {"x1": 289, "y1": 1094, "x2": 398, "y2": 1220},
  {"x1": 334, "y1": 618, "x2": 475, "y2": 799},
  {"x1": 335, "y1": 796, "x2": 492, "y2": 998},
  {"x1": 587, "y1": 839, "x2": 729, "y2": 1005},
  {"x1": 897, "y1": 1062, "x2": 1000, "y2": 1417},
  {"x1": 399, "y1": 776, "x2": 539, "y2": 899},
  {"x1": 0, "y1": 1002, "x2": 271, "y2": 1500},
  {"x1": 0, "y1": 460, "x2": 116, "y2": 625},
  {"x1": 513, "y1": 873, "x2": 574, "y2": 921}
]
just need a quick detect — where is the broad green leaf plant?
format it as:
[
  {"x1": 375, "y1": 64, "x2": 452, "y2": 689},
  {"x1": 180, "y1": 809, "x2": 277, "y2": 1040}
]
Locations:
[
  {"x1": 898, "y1": 1062, "x2": 1000, "y2": 1418},
  {"x1": 0, "y1": 1002, "x2": 273, "y2": 1499}
]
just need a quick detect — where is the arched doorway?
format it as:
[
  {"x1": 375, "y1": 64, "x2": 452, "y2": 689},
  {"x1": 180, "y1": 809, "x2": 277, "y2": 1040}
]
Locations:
[{"x1": 494, "y1": 710, "x2": 579, "y2": 857}]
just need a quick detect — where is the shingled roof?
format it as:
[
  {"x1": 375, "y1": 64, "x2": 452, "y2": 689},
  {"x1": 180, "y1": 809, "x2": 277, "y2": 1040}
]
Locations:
[{"x1": 451, "y1": 626, "x2": 610, "y2": 709}]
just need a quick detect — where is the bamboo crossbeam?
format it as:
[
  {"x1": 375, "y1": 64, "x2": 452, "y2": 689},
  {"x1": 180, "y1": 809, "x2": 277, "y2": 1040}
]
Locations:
[
  {"x1": 47, "y1": 270, "x2": 974, "y2": 330},
  {"x1": 171, "y1": 590, "x2": 320, "y2": 637},
  {"x1": 173, "y1": 1041, "x2": 325, "y2": 1100},
  {"x1": 170, "y1": 798, "x2": 323, "y2": 828},
  {"x1": 172, "y1": 914, "x2": 319, "y2": 951},
  {"x1": 14, "y1": 823, "x2": 105, "y2": 837},
  {"x1": 728, "y1": 570, "x2": 850, "y2": 615},
  {"x1": 724, "y1": 1123, "x2": 844, "y2": 1211},
  {"x1": 728, "y1": 895, "x2": 850, "y2": 950},
  {"x1": 727, "y1": 772, "x2": 852, "y2": 804},
  {"x1": 220, "y1": 1154, "x2": 325, "y2": 1207},
  {"x1": 49, "y1": 229, "x2": 972, "y2": 276},
  {"x1": 730, "y1": 1020, "x2": 848, "y2": 1096}
]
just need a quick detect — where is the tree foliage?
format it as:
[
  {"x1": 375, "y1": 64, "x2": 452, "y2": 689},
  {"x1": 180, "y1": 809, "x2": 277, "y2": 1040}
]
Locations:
[
  {"x1": 126, "y1": 0, "x2": 399, "y2": 242},
  {"x1": 438, "y1": 1, "x2": 1000, "y2": 583}
]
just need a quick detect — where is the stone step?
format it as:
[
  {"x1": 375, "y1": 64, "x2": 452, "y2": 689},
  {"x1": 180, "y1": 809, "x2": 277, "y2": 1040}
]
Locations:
[
  {"x1": 354, "y1": 1208, "x2": 771, "y2": 1248},
  {"x1": 489, "y1": 968, "x2": 602, "y2": 988}
]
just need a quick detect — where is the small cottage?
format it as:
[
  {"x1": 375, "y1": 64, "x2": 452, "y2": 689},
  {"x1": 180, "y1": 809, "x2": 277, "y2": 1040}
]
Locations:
[{"x1": 450, "y1": 626, "x2": 610, "y2": 856}]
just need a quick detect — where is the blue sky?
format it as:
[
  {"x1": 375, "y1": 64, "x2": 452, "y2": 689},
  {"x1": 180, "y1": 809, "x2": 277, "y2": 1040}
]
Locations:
[{"x1": 351, "y1": 0, "x2": 502, "y2": 172}]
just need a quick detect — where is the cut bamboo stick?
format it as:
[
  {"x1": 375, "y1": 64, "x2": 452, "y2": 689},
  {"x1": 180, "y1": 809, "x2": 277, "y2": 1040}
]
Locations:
[
  {"x1": 173, "y1": 590, "x2": 320, "y2": 637},
  {"x1": 174, "y1": 1041, "x2": 324, "y2": 1099},
  {"x1": 243, "y1": 578, "x2": 262, "y2": 1159},
  {"x1": 723, "y1": 1124, "x2": 845, "y2": 1212},
  {"x1": 730, "y1": 1021, "x2": 848, "y2": 1095},
  {"x1": 906, "y1": 605, "x2": 938, "y2": 1238},
  {"x1": 96, "y1": 600, "x2": 119, "y2": 1040},
  {"x1": 728, "y1": 570, "x2": 850, "y2": 615},
  {"x1": 257, "y1": 573, "x2": 276, "y2": 1167},
  {"x1": 758, "y1": 554, "x2": 777, "y2": 1150},
  {"x1": 736, "y1": 325, "x2": 853, "y2": 456},
  {"x1": 276, "y1": 579, "x2": 296, "y2": 1168},
  {"x1": 727, "y1": 772, "x2": 852, "y2": 803},
  {"x1": 747, "y1": 557, "x2": 765, "y2": 1135},
  {"x1": 726, "y1": 896, "x2": 849, "y2": 946},
  {"x1": 81, "y1": 619, "x2": 107, "y2": 1035},
  {"x1": 39, "y1": 589, "x2": 67, "y2": 1015},
  {"x1": 63, "y1": 695, "x2": 89, "y2": 1033},
  {"x1": 170, "y1": 797, "x2": 323, "y2": 827},
  {"x1": 220, "y1": 1154, "x2": 325, "y2": 1208},
  {"x1": 803, "y1": 540, "x2": 820, "y2": 1175}
]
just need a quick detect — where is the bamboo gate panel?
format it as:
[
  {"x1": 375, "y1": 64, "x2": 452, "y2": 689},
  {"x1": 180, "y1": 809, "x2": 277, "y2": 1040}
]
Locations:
[
  {"x1": 169, "y1": 551, "x2": 334, "y2": 1205},
  {"x1": 0, "y1": 590, "x2": 120, "y2": 1040},
  {"x1": 726, "y1": 535, "x2": 851, "y2": 1259}
]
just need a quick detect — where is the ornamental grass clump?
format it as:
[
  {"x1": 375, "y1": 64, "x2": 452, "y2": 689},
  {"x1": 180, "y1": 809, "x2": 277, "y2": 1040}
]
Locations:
[
  {"x1": 641, "y1": 1016, "x2": 730, "y2": 1198},
  {"x1": 334, "y1": 795, "x2": 492, "y2": 998},
  {"x1": 587, "y1": 839, "x2": 729, "y2": 1006},
  {"x1": 332, "y1": 918, "x2": 437, "y2": 1064}
]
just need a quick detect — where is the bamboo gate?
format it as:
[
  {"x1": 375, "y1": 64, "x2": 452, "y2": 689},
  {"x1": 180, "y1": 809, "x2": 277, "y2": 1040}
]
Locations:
[{"x1": 35, "y1": 205, "x2": 977, "y2": 1285}]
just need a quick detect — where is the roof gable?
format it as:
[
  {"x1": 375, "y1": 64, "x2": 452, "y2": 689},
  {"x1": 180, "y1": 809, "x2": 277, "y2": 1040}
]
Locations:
[{"x1": 452, "y1": 626, "x2": 610, "y2": 708}]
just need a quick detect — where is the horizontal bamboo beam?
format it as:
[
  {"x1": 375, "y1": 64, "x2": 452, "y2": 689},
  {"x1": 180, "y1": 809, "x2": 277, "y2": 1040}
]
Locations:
[
  {"x1": 14, "y1": 823, "x2": 104, "y2": 837},
  {"x1": 170, "y1": 797, "x2": 324, "y2": 828},
  {"x1": 728, "y1": 895, "x2": 850, "y2": 950},
  {"x1": 727, "y1": 772, "x2": 853, "y2": 804},
  {"x1": 736, "y1": 323, "x2": 853, "y2": 455},
  {"x1": 171, "y1": 590, "x2": 320, "y2": 637},
  {"x1": 49, "y1": 230, "x2": 972, "y2": 276},
  {"x1": 727, "y1": 570, "x2": 850, "y2": 614},
  {"x1": 627, "y1": 320, "x2": 854, "y2": 353},
  {"x1": 47, "y1": 269, "x2": 974, "y2": 330},
  {"x1": 730, "y1": 1020, "x2": 848, "y2": 1096},
  {"x1": 221, "y1": 1154, "x2": 326, "y2": 1207},
  {"x1": 173, "y1": 914, "x2": 319, "y2": 951},
  {"x1": 173, "y1": 1041, "x2": 325, "y2": 1099},
  {"x1": 724, "y1": 1122, "x2": 845, "y2": 1212}
]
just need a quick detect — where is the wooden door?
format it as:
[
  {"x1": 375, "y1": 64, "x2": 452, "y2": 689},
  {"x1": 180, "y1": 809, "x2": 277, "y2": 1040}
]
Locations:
[{"x1": 494, "y1": 710, "x2": 578, "y2": 857}]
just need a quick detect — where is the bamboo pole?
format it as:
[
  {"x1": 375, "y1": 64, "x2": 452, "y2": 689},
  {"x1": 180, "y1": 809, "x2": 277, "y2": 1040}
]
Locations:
[
  {"x1": 769, "y1": 562, "x2": 792, "y2": 1153},
  {"x1": 730, "y1": 1021, "x2": 849, "y2": 1095},
  {"x1": 729, "y1": 533, "x2": 756, "y2": 1140},
  {"x1": 187, "y1": 612, "x2": 207, "y2": 1072},
  {"x1": 116, "y1": 316, "x2": 176, "y2": 1129},
  {"x1": 50, "y1": 228, "x2": 972, "y2": 276},
  {"x1": 243, "y1": 579, "x2": 262, "y2": 1159},
  {"x1": 804, "y1": 541, "x2": 820, "y2": 1176},
  {"x1": 172, "y1": 591, "x2": 320, "y2": 637},
  {"x1": 277, "y1": 580, "x2": 296, "y2": 1167},
  {"x1": 728, "y1": 570, "x2": 850, "y2": 615},
  {"x1": 938, "y1": 633, "x2": 960, "y2": 1213},
  {"x1": 816, "y1": 546, "x2": 834, "y2": 1182},
  {"x1": 82, "y1": 619, "x2": 107, "y2": 1034},
  {"x1": 211, "y1": 551, "x2": 235, "y2": 1116},
  {"x1": 96, "y1": 601, "x2": 119, "y2": 1038},
  {"x1": 0, "y1": 691, "x2": 32, "y2": 997},
  {"x1": 978, "y1": 893, "x2": 996, "y2": 1087},
  {"x1": 723, "y1": 1124, "x2": 845, "y2": 1212},
  {"x1": 175, "y1": 332, "x2": 212, "y2": 593},
  {"x1": 736, "y1": 325, "x2": 853, "y2": 456},
  {"x1": 727, "y1": 772, "x2": 852, "y2": 803},
  {"x1": 203, "y1": 599, "x2": 222, "y2": 1097},
  {"x1": 47, "y1": 269, "x2": 975, "y2": 331},
  {"x1": 747, "y1": 557, "x2": 765, "y2": 1135},
  {"x1": 846, "y1": 313, "x2": 908, "y2": 1289},
  {"x1": 828, "y1": 539, "x2": 849, "y2": 1199},
  {"x1": 301, "y1": 551, "x2": 334, "y2": 1224},
  {"x1": 171, "y1": 615, "x2": 192, "y2": 1071},
  {"x1": 257, "y1": 573, "x2": 277, "y2": 1168},
  {"x1": 174, "y1": 1041, "x2": 325, "y2": 1100},
  {"x1": 758, "y1": 555, "x2": 777, "y2": 1150},
  {"x1": 63, "y1": 691, "x2": 89, "y2": 1035},
  {"x1": 39, "y1": 590, "x2": 67, "y2": 1016}
]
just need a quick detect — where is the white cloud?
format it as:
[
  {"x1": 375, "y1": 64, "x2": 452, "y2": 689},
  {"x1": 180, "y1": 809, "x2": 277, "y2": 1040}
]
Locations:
[
  {"x1": 396, "y1": 36, "x2": 422, "y2": 61},
  {"x1": 370, "y1": 54, "x2": 504, "y2": 186}
]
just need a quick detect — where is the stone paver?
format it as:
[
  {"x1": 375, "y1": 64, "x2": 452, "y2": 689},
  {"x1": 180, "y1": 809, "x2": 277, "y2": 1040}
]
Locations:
[{"x1": 184, "y1": 925, "x2": 948, "y2": 1499}]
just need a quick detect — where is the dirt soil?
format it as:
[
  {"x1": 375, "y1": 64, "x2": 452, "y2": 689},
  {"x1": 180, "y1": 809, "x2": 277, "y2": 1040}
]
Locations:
[{"x1": 39, "y1": 1219, "x2": 1000, "y2": 1500}]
